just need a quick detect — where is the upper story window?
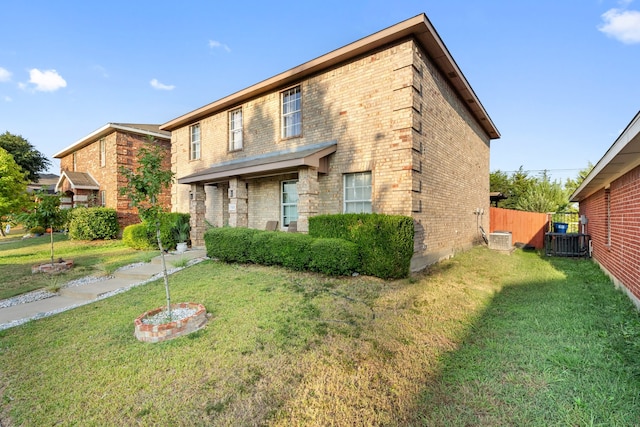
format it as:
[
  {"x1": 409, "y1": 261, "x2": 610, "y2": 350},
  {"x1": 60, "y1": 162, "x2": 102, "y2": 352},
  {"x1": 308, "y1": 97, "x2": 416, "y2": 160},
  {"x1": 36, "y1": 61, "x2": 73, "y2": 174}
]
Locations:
[
  {"x1": 281, "y1": 86, "x2": 301, "y2": 138},
  {"x1": 229, "y1": 108, "x2": 243, "y2": 151},
  {"x1": 72, "y1": 152, "x2": 77, "y2": 171},
  {"x1": 344, "y1": 172, "x2": 372, "y2": 213},
  {"x1": 190, "y1": 124, "x2": 201, "y2": 161},
  {"x1": 99, "y1": 138, "x2": 106, "y2": 167}
]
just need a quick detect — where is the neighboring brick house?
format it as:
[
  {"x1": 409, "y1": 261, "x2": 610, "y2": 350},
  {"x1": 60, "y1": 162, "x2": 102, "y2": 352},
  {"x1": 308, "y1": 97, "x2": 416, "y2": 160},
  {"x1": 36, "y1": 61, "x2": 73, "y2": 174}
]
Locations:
[
  {"x1": 53, "y1": 123, "x2": 171, "y2": 227},
  {"x1": 161, "y1": 14, "x2": 500, "y2": 271},
  {"x1": 571, "y1": 111, "x2": 640, "y2": 309}
]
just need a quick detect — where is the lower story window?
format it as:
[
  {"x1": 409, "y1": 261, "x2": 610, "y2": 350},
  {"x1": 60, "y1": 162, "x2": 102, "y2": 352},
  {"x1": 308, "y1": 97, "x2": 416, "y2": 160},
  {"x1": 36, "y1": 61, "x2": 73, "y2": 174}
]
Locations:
[
  {"x1": 100, "y1": 190, "x2": 106, "y2": 207},
  {"x1": 282, "y1": 180, "x2": 298, "y2": 227},
  {"x1": 344, "y1": 171, "x2": 372, "y2": 213}
]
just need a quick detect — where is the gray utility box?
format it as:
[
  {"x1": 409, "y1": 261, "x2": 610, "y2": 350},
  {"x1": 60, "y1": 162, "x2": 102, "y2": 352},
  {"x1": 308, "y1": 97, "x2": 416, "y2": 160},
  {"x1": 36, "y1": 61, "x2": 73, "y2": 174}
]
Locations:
[{"x1": 489, "y1": 231, "x2": 512, "y2": 251}]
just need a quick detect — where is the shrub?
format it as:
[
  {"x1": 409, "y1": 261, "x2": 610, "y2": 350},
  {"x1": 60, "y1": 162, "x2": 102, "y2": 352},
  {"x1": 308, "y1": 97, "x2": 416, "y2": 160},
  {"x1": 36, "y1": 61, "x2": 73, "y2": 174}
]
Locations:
[
  {"x1": 122, "y1": 223, "x2": 154, "y2": 250},
  {"x1": 308, "y1": 238, "x2": 360, "y2": 276},
  {"x1": 205, "y1": 227, "x2": 262, "y2": 263},
  {"x1": 143, "y1": 212, "x2": 190, "y2": 250},
  {"x1": 249, "y1": 231, "x2": 281, "y2": 266},
  {"x1": 68, "y1": 207, "x2": 119, "y2": 240},
  {"x1": 29, "y1": 226, "x2": 45, "y2": 235},
  {"x1": 257, "y1": 233, "x2": 314, "y2": 271},
  {"x1": 309, "y1": 213, "x2": 414, "y2": 279}
]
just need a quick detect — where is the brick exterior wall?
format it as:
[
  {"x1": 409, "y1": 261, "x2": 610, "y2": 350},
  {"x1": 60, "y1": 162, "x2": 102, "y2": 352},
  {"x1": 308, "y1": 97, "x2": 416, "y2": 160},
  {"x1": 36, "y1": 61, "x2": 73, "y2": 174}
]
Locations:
[
  {"x1": 171, "y1": 39, "x2": 491, "y2": 270},
  {"x1": 59, "y1": 130, "x2": 171, "y2": 228},
  {"x1": 580, "y1": 166, "x2": 640, "y2": 308}
]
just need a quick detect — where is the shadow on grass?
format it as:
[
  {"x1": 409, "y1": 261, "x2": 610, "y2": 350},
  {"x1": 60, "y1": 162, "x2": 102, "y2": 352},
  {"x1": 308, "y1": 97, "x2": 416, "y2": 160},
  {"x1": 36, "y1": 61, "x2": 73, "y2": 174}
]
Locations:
[{"x1": 414, "y1": 252, "x2": 640, "y2": 426}]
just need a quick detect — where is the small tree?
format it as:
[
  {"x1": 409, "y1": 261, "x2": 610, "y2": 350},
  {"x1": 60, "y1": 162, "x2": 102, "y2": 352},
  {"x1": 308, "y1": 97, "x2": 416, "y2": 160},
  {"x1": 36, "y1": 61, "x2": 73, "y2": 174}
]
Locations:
[
  {"x1": 31, "y1": 190, "x2": 67, "y2": 265},
  {"x1": 119, "y1": 138, "x2": 174, "y2": 319},
  {"x1": 0, "y1": 147, "x2": 32, "y2": 236}
]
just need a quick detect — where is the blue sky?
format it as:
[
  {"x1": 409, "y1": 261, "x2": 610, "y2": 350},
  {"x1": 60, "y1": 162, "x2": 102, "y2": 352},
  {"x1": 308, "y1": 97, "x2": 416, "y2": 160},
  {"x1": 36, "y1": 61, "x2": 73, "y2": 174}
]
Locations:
[{"x1": 1, "y1": 0, "x2": 639, "y2": 183}]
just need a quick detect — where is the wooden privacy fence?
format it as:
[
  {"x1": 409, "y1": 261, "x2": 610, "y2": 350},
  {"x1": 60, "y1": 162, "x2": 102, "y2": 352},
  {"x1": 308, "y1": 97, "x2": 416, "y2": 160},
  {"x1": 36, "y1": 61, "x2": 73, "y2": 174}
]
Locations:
[{"x1": 490, "y1": 207, "x2": 550, "y2": 249}]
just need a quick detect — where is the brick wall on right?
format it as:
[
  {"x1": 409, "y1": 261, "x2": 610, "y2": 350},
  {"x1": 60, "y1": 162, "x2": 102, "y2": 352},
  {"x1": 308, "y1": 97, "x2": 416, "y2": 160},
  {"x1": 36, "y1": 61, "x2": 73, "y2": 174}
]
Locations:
[{"x1": 580, "y1": 165, "x2": 640, "y2": 307}]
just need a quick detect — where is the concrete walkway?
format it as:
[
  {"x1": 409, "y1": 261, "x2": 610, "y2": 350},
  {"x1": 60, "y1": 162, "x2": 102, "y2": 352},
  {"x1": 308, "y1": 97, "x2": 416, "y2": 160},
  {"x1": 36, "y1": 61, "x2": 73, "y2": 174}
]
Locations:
[{"x1": 0, "y1": 249, "x2": 207, "y2": 331}]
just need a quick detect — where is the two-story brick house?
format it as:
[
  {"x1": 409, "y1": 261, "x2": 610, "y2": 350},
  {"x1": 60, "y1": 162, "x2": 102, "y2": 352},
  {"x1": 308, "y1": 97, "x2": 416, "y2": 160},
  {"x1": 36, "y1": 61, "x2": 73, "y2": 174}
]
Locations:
[
  {"x1": 54, "y1": 123, "x2": 171, "y2": 227},
  {"x1": 161, "y1": 14, "x2": 500, "y2": 271},
  {"x1": 571, "y1": 111, "x2": 640, "y2": 309}
]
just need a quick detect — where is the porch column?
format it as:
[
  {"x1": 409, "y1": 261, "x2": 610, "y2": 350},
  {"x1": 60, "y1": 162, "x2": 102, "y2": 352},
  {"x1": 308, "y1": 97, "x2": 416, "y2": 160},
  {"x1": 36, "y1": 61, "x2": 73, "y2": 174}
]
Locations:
[
  {"x1": 228, "y1": 178, "x2": 248, "y2": 228},
  {"x1": 297, "y1": 167, "x2": 319, "y2": 233},
  {"x1": 190, "y1": 184, "x2": 206, "y2": 247}
]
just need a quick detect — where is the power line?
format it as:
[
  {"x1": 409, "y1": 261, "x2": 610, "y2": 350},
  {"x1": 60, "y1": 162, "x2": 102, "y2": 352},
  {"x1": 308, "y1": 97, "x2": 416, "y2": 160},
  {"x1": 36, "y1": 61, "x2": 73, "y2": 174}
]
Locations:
[{"x1": 495, "y1": 168, "x2": 582, "y2": 174}]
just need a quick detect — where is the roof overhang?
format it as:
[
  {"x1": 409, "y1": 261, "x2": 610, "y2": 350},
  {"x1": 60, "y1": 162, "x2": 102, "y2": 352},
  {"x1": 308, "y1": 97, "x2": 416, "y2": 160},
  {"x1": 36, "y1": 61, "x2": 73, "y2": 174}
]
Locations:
[
  {"x1": 55, "y1": 171, "x2": 100, "y2": 192},
  {"x1": 571, "y1": 111, "x2": 640, "y2": 202},
  {"x1": 178, "y1": 141, "x2": 337, "y2": 185},
  {"x1": 53, "y1": 123, "x2": 171, "y2": 159},
  {"x1": 161, "y1": 14, "x2": 500, "y2": 140}
]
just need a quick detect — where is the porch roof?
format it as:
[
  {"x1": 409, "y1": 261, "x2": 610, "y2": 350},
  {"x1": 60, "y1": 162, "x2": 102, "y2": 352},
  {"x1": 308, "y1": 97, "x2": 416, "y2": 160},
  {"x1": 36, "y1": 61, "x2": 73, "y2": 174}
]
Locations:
[
  {"x1": 177, "y1": 141, "x2": 337, "y2": 184},
  {"x1": 56, "y1": 171, "x2": 100, "y2": 191},
  {"x1": 570, "y1": 111, "x2": 640, "y2": 202}
]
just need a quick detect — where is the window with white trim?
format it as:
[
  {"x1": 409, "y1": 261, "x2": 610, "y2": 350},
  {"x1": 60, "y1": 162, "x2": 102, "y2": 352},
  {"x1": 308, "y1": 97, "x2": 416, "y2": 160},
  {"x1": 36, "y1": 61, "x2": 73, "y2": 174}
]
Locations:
[
  {"x1": 99, "y1": 138, "x2": 106, "y2": 167},
  {"x1": 100, "y1": 190, "x2": 106, "y2": 207},
  {"x1": 190, "y1": 124, "x2": 201, "y2": 160},
  {"x1": 229, "y1": 108, "x2": 243, "y2": 151},
  {"x1": 281, "y1": 180, "x2": 299, "y2": 227},
  {"x1": 344, "y1": 172, "x2": 372, "y2": 213},
  {"x1": 281, "y1": 86, "x2": 301, "y2": 138}
]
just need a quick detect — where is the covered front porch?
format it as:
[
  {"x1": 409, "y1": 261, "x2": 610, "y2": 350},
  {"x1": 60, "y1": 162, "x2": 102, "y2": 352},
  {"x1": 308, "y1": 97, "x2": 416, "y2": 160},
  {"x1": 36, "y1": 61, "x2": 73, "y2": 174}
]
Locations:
[
  {"x1": 178, "y1": 141, "x2": 336, "y2": 246},
  {"x1": 55, "y1": 171, "x2": 101, "y2": 209}
]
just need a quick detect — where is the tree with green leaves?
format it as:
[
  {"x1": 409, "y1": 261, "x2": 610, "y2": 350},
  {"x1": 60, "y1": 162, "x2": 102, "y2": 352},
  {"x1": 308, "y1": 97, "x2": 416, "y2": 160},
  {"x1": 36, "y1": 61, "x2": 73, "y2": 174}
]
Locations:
[
  {"x1": 119, "y1": 138, "x2": 175, "y2": 320},
  {"x1": 515, "y1": 171, "x2": 569, "y2": 213},
  {"x1": 0, "y1": 132, "x2": 51, "y2": 183},
  {"x1": 564, "y1": 162, "x2": 594, "y2": 199},
  {"x1": 490, "y1": 166, "x2": 536, "y2": 209},
  {"x1": 491, "y1": 165, "x2": 593, "y2": 213},
  {"x1": 30, "y1": 190, "x2": 67, "y2": 265},
  {"x1": 0, "y1": 147, "x2": 32, "y2": 236}
]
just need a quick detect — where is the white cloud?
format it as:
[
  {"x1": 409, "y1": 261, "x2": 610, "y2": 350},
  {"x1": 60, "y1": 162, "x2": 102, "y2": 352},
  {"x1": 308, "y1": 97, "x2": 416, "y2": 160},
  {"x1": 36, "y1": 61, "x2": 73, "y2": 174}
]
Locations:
[
  {"x1": 150, "y1": 78, "x2": 175, "y2": 91},
  {"x1": 0, "y1": 67, "x2": 11, "y2": 82},
  {"x1": 209, "y1": 40, "x2": 231, "y2": 52},
  {"x1": 3, "y1": 96, "x2": 12, "y2": 102},
  {"x1": 599, "y1": 7, "x2": 640, "y2": 43},
  {"x1": 26, "y1": 69, "x2": 67, "y2": 92}
]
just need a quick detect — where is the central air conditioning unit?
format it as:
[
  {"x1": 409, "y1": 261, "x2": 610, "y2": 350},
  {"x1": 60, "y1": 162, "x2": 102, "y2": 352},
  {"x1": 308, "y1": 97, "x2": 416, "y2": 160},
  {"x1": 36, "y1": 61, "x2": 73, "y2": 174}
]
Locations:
[{"x1": 488, "y1": 231, "x2": 512, "y2": 251}]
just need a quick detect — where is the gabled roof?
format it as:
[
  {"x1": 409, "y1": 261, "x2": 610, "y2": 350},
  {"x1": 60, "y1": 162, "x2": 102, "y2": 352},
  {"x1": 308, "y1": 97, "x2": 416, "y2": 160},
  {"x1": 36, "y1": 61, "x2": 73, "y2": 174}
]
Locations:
[
  {"x1": 27, "y1": 173, "x2": 59, "y2": 194},
  {"x1": 53, "y1": 123, "x2": 170, "y2": 159},
  {"x1": 178, "y1": 141, "x2": 337, "y2": 184},
  {"x1": 571, "y1": 111, "x2": 640, "y2": 202},
  {"x1": 55, "y1": 171, "x2": 100, "y2": 192},
  {"x1": 160, "y1": 13, "x2": 500, "y2": 140}
]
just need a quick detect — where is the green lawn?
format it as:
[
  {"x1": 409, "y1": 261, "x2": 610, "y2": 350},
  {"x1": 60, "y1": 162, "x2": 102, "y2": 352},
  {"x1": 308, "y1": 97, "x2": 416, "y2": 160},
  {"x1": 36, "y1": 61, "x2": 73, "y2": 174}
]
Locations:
[
  {"x1": 1, "y1": 247, "x2": 639, "y2": 425},
  {"x1": 0, "y1": 232, "x2": 156, "y2": 300}
]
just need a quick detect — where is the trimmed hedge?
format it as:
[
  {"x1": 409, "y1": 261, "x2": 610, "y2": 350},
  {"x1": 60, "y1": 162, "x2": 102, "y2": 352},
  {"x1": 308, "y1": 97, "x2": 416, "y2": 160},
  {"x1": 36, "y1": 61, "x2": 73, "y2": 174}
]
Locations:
[
  {"x1": 68, "y1": 207, "x2": 119, "y2": 240},
  {"x1": 204, "y1": 227, "x2": 359, "y2": 276},
  {"x1": 309, "y1": 213, "x2": 414, "y2": 279},
  {"x1": 122, "y1": 223, "x2": 154, "y2": 250},
  {"x1": 308, "y1": 238, "x2": 359, "y2": 276},
  {"x1": 205, "y1": 227, "x2": 262, "y2": 263},
  {"x1": 249, "y1": 232, "x2": 314, "y2": 270}
]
